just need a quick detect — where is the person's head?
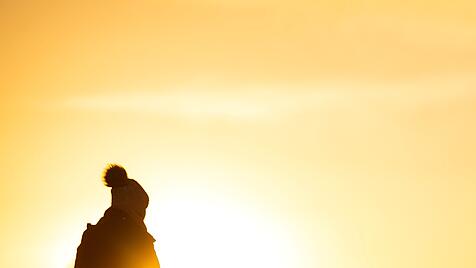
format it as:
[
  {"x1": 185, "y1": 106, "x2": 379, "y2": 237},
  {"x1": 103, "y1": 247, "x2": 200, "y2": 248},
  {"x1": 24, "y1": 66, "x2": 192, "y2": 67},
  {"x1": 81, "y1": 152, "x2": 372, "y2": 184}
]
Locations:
[{"x1": 103, "y1": 164, "x2": 128, "y2": 187}]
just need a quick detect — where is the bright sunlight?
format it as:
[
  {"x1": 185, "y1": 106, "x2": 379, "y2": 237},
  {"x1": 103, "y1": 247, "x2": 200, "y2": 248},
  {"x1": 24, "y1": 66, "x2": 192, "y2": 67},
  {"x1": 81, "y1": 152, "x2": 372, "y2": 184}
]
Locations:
[{"x1": 144, "y1": 170, "x2": 301, "y2": 268}]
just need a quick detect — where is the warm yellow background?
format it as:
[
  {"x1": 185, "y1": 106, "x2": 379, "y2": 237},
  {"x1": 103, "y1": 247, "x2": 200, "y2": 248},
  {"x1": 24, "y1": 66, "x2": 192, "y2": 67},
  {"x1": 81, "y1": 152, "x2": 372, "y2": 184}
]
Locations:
[{"x1": 1, "y1": 1, "x2": 475, "y2": 268}]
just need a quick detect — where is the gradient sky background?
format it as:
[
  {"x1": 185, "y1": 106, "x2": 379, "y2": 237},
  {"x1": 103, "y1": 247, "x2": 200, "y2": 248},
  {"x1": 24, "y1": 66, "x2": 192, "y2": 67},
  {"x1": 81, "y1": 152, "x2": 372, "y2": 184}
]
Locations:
[{"x1": 1, "y1": 1, "x2": 476, "y2": 268}]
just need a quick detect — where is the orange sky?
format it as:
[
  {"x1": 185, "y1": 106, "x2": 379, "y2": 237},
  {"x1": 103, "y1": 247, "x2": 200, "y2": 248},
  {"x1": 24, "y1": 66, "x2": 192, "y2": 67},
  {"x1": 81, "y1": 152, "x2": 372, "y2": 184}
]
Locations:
[{"x1": 1, "y1": 1, "x2": 476, "y2": 268}]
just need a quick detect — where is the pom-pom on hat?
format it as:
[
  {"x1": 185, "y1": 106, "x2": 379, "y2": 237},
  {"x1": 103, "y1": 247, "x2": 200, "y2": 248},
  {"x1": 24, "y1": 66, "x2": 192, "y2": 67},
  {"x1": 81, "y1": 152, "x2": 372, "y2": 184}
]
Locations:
[{"x1": 103, "y1": 164, "x2": 128, "y2": 187}]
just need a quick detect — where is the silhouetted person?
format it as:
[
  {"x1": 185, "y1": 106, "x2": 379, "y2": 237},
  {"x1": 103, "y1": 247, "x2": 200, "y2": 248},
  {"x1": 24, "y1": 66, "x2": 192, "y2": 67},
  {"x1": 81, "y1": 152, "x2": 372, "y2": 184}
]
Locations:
[{"x1": 74, "y1": 164, "x2": 160, "y2": 268}]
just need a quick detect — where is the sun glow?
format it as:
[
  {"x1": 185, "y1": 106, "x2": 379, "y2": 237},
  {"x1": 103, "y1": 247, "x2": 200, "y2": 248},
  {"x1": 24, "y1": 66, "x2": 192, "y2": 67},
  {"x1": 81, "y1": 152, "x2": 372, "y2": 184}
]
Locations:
[
  {"x1": 146, "y1": 194, "x2": 299, "y2": 268},
  {"x1": 2, "y1": 1, "x2": 476, "y2": 267}
]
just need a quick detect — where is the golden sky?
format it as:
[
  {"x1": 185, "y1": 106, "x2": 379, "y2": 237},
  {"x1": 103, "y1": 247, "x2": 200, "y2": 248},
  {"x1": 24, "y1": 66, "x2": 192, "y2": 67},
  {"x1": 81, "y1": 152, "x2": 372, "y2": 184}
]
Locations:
[{"x1": 1, "y1": 1, "x2": 476, "y2": 268}]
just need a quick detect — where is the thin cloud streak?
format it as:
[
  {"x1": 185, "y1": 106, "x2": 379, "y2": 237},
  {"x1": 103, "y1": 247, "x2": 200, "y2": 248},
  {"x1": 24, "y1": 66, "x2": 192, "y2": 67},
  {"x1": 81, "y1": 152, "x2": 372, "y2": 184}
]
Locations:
[{"x1": 61, "y1": 83, "x2": 476, "y2": 120}]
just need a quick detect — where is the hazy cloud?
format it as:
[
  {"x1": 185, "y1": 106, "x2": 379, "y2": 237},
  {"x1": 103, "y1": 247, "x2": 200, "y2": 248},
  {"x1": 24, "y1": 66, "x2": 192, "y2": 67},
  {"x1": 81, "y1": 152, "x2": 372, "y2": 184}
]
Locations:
[{"x1": 62, "y1": 79, "x2": 476, "y2": 120}]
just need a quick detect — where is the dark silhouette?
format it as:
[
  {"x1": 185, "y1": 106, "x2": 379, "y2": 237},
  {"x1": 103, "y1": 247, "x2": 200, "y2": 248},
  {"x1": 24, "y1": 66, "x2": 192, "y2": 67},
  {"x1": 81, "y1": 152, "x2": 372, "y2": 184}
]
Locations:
[{"x1": 74, "y1": 164, "x2": 160, "y2": 268}]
